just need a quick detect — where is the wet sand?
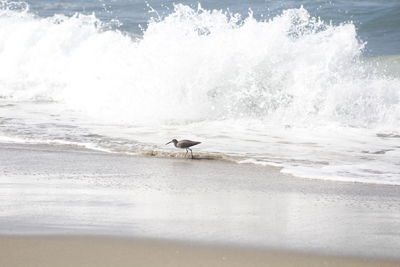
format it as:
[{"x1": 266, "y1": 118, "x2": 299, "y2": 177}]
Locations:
[{"x1": 0, "y1": 142, "x2": 400, "y2": 266}]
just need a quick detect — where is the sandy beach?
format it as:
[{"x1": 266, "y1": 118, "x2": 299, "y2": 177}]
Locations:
[
  {"x1": 1, "y1": 235, "x2": 400, "y2": 267},
  {"x1": 1, "y1": 142, "x2": 400, "y2": 266}
]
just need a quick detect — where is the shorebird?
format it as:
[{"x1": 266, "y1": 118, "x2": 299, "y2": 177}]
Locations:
[{"x1": 165, "y1": 139, "x2": 201, "y2": 159}]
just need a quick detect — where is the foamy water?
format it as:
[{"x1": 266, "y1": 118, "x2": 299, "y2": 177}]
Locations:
[{"x1": 0, "y1": 1, "x2": 399, "y2": 184}]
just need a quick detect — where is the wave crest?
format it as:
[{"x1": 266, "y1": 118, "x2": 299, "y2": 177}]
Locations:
[{"x1": 0, "y1": 3, "x2": 399, "y2": 128}]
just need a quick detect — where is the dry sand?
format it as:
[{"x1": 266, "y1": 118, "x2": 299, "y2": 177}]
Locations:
[{"x1": 1, "y1": 235, "x2": 399, "y2": 267}]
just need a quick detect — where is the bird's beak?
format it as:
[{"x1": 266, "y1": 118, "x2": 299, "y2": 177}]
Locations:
[{"x1": 165, "y1": 141, "x2": 172, "y2": 145}]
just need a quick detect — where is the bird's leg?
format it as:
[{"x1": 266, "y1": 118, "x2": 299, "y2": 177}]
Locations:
[
  {"x1": 185, "y1": 149, "x2": 188, "y2": 158},
  {"x1": 189, "y1": 148, "x2": 193, "y2": 159}
]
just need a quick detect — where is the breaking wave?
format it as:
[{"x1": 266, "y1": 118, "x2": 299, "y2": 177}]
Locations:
[{"x1": 0, "y1": 2, "x2": 399, "y2": 128}]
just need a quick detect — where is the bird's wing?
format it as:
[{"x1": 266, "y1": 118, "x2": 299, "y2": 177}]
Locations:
[{"x1": 179, "y1": 140, "x2": 201, "y2": 148}]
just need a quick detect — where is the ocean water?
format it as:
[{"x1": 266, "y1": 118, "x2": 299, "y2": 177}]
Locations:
[{"x1": 0, "y1": 0, "x2": 399, "y2": 184}]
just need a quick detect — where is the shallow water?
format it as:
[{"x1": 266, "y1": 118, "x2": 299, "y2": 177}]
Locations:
[
  {"x1": 1, "y1": 143, "x2": 400, "y2": 259},
  {"x1": 0, "y1": 0, "x2": 399, "y2": 184}
]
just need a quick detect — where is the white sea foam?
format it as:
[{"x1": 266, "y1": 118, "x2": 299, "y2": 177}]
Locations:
[{"x1": 0, "y1": 2, "x2": 399, "y2": 184}]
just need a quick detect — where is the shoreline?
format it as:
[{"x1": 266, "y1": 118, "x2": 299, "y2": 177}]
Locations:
[
  {"x1": 2, "y1": 139, "x2": 399, "y2": 191},
  {"x1": 2, "y1": 137, "x2": 399, "y2": 187},
  {"x1": 1, "y1": 141, "x2": 400, "y2": 264}
]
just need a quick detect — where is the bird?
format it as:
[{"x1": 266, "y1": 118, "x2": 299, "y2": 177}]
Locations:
[{"x1": 165, "y1": 139, "x2": 201, "y2": 159}]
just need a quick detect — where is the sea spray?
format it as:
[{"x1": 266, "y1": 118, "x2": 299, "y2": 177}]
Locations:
[{"x1": 1, "y1": 3, "x2": 398, "y2": 127}]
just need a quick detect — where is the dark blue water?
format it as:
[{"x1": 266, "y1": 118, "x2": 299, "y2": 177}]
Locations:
[{"x1": 26, "y1": 0, "x2": 400, "y2": 56}]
